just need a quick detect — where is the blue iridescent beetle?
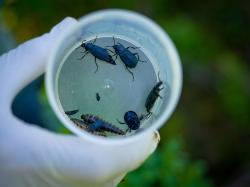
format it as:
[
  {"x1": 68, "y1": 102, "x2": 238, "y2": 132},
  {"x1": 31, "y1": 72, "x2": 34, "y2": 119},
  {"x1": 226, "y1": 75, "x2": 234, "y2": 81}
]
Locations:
[
  {"x1": 81, "y1": 114, "x2": 125, "y2": 135},
  {"x1": 70, "y1": 118, "x2": 107, "y2": 137},
  {"x1": 118, "y1": 111, "x2": 143, "y2": 132},
  {"x1": 78, "y1": 36, "x2": 116, "y2": 73},
  {"x1": 107, "y1": 37, "x2": 146, "y2": 81},
  {"x1": 145, "y1": 72, "x2": 164, "y2": 118},
  {"x1": 64, "y1": 109, "x2": 79, "y2": 116}
]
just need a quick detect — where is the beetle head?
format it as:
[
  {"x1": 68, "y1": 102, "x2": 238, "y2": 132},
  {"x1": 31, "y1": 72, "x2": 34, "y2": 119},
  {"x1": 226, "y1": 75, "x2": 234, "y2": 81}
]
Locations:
[
  {"x1": 80, "y1": 40, "x2": 87, "y2": 48},
  {"x1": 80, "y1": 114, "x2": 87, "y2": 121},
  {"x1": 81, "y1": 114, "x2": 94, "y2": 123}
]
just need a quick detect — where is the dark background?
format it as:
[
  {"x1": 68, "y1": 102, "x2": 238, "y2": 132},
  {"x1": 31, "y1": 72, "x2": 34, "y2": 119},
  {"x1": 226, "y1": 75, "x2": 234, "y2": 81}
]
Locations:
[{"x1": 1, "y1": 0, "x2": 250, "y2": 186}]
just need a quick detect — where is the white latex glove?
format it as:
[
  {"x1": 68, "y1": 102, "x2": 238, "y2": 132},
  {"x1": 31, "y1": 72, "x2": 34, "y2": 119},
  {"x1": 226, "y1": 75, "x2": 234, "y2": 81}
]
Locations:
[{"x1": 0, "y1": 17, "x2": 160, "y2": 187}]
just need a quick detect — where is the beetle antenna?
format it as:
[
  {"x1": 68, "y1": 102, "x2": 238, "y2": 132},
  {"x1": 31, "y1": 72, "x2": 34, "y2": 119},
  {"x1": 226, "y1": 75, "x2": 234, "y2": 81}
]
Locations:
[
  {"x1": 157, "y1": 71, "x2": 163, "y2": 82},
  {"x1": 75, "y1": 40, "x2": 86, "y2": 50},
  {"x1": 116, "y1": 119, "x2": 125, "y2": 124},
  {"x1": 93, "y1": 36, "x2": 98, "y2": 43},
  {"x1": 113, "y1": 36, "x2": 116, "y2": 45}
]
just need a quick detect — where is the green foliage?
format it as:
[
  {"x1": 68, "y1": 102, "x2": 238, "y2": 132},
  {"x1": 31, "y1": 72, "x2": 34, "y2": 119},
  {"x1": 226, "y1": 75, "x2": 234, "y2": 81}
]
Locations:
[
  {"x1": 216, "y1": 52, "x2": 250, "y2": 127},
  {"x1": 160, "y1": 16, "x2": 222, "y2": 62},
  {"x1": 119, "y1": 138, "x2": 212, "y2": 187}
]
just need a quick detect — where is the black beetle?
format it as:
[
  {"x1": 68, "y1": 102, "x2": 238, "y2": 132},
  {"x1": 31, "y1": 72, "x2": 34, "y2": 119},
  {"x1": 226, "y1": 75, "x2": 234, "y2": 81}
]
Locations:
[
  {"x1": 65, "y1": 109, "x2": 79, "y2": 116},
  {"x1": 96, "y1": 92, "x2": 100, "y2": 101},
  {"x1": 81, "y1": 114, "x2": 125, "y2": 135},
  {"x1": 70, "y1": 118, "x2": 107, "y2": 137},
  {"x1": 107, "y1": 37, "x2": 145, "y2": 81},
  {"x1": 118, "y1": 111, "x2": 143, "y2": 132},
  {"x1": 78, "y1": 36, "x2": 116, "y2": 73},
  {"x1": 145, "y1": 72, "x2": 164, "y2": 118}
]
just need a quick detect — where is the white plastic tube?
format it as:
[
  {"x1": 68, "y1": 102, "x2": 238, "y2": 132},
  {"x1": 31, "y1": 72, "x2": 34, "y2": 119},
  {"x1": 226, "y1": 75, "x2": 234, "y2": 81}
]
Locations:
[{"x1": 46, "y1": 9, "x2": 182, "y2": 145}]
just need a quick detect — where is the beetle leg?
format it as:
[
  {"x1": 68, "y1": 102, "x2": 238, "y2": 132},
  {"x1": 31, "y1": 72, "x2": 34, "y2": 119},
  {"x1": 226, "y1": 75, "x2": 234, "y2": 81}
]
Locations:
[
  {"x1": 125, "y1": 128, "x2": 131, "y2": 133},
  {"x1": 105, "y1": 45, "x2": 114, "y2": 48},
  {"x1": 139, "y1": 114, "x2": 145, "y2": 121},
  {"x1": 113, "y1": 54, "x2": 118, "y2": 61},
  {"x1": 159, "y1": 86, "x2": 164, "y2": 91},
  {"x1": 80, "y1": 50, "x2": 88, "y2": 54},
  {"x1": 92, "y1": 35, "x2": 98, "y2": 44},
  {"x1": 134, "y1": 53, "x2": 139, "y2": 59},
  {"x1": 113, "y1": 36, "x2": 116, "y2": 45},
  {"x1": 126, "y1": 46, "x2": 140, "y2": 50},
  {"x1": 94, "y1": 57, "x2": 99, "y2": 73},
  {"x1": 106, "y1": 48, "x2": 114, "y2": 54},
  {"x1": 65, "y1": 109, "x2": 79, "y2": 116},
  {"x1": 157, "y1": 73, "x2": 166, "y2": 90},
  {"x1": 157, "y1": 71, "x2": 161, "y2": 80},
  {"x1": 117, "y1": 119, "x2": 126, "y2": 124},
  {"x1": 75, "y1": 46, "x2": 82, "y2": 50},
  {"x1": 111, "y1": 53, "x2": 118, "y2": 61},
  {"x1": 75, "y1": 40, "x2": 86, "y2": 50},
  {"x1": 125, "y1": 128, "x2": 130, "y2": 133},
  {"x1": 125, "y1": 66, "x2": 135, "y2": 81},
  {"x1": 145, "y1": 112, "x2": 152, "y2": 119},
  {"x1": 134, "y1": 53, "x2": 146, "y2": 63},
  {"x1": 78, "y1": 51, "x2": 89, "y2": 60}
]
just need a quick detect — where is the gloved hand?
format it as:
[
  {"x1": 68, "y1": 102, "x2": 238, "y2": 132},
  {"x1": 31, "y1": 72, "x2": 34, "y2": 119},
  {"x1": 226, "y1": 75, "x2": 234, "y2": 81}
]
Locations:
[{"x1": 0, "y1": 17, "x2": 160, "y2": 187}]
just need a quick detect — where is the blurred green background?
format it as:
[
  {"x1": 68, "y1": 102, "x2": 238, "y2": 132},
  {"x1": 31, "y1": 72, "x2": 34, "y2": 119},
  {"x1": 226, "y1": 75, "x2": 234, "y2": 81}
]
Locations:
[{"x1": 1, "y1": 0, "x2": 250, "y2": 186}]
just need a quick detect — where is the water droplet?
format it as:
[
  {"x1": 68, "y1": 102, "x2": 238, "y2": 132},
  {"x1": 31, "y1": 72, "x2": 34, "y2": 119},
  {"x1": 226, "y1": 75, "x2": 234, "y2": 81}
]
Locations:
[{"x1": 103, "y1": 79, "x2": 115, "y2": 90}]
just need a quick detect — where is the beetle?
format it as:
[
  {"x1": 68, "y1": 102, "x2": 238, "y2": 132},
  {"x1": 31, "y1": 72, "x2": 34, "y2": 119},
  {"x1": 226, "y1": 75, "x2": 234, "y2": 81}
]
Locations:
[
  {"x1": 106, "y1": 37, "x2": 145, "y2": 81},
  {"x1": 65, "y1": 109, "x2": 79, "y2": 116},
  {"x1": 117, "y1": 111, "x2": 144, "y2": 132},
  {"x1": 78, "y1": 36, "x2": 116, "y2": 73},
  {"x1": 145, "y1": 72, "x2": 164, "y2": 118},
  {"x1": 96, "y1": 92, "x2": 100, "y2": 101},
  {"x1": 70, "y1": 118, "x2": 107, "y2": 137},
  {"x1": 81, "y1": 114, "x2": 125, "y2": 135}
]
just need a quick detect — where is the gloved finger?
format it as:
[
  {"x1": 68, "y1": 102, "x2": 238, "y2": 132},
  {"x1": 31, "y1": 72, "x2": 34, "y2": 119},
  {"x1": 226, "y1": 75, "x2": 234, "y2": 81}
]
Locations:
[
  {"x1": 0, "y1": 17, "x2": 78, "y2": 108},
  {"x1": 56, "y1": 131, "x2": 159, "y2": 186},
  {"x1": 1, "y1": 114, "x2": 159, "y2": 186}
]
